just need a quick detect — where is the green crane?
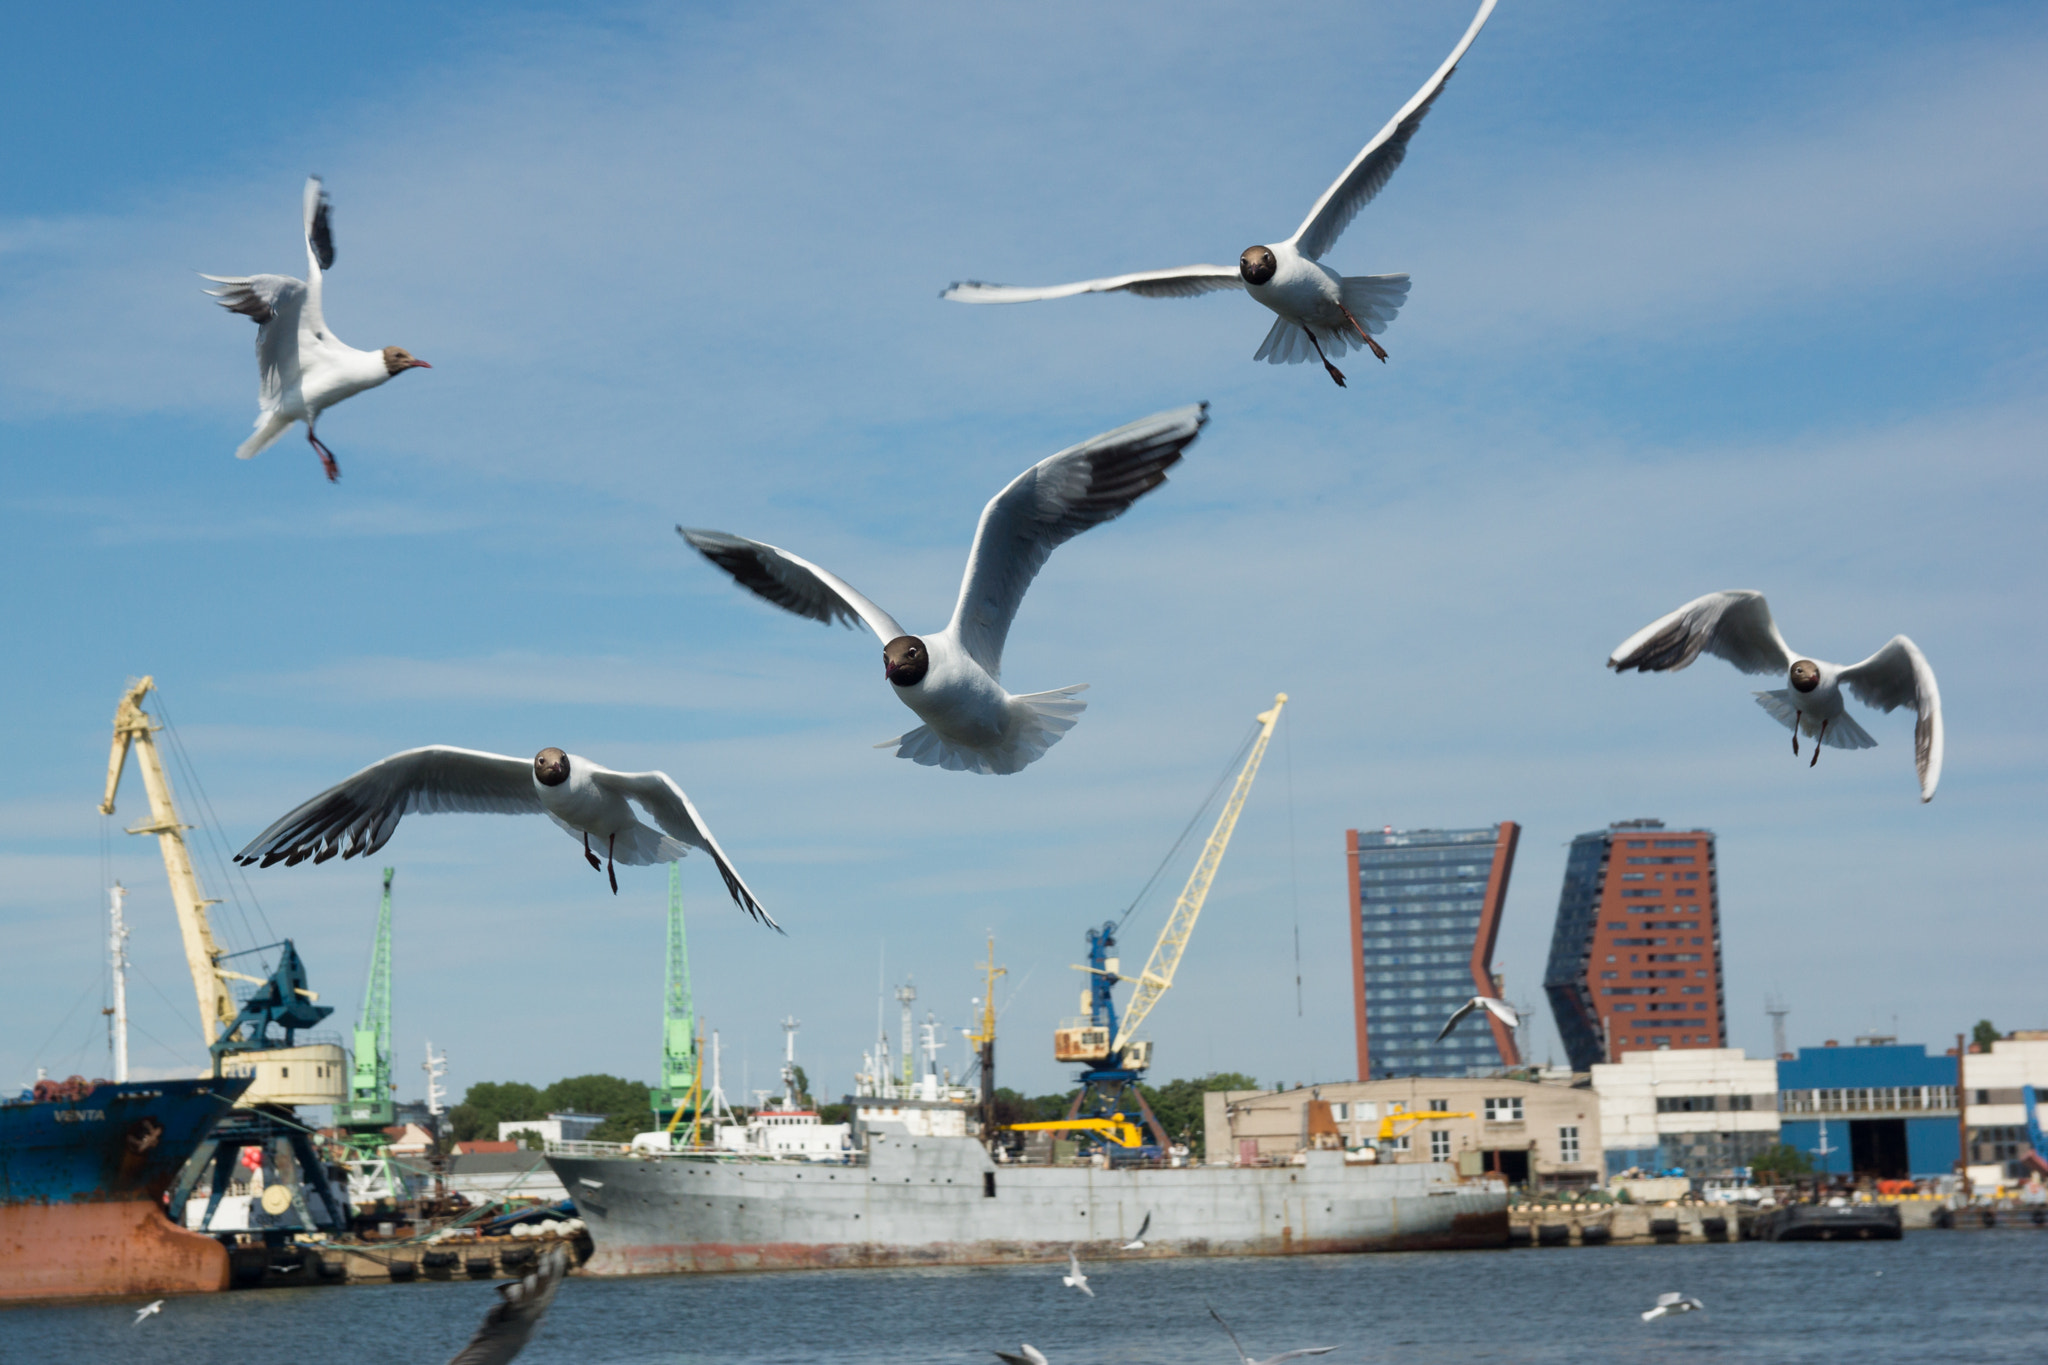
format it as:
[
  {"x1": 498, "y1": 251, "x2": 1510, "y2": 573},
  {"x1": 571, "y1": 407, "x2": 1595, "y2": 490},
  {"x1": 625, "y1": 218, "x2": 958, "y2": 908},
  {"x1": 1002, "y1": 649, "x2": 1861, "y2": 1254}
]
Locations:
[
  {"x1": 651, "y1": 863, "x2": 697, "y2": 1124},
  {"x1": 342, "y1": 868, "x2": 396, "y2": 1138}
]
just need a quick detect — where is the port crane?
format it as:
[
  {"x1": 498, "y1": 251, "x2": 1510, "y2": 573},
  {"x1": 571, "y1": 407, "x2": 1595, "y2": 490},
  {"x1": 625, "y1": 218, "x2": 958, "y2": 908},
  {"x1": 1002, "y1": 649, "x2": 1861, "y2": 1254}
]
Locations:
[
  {"x1": 652, "y1": 864, "x2": 698, "y2": 1124},
  {"x1": 342, "y1": 869, "x2": 397, "y2": 1137},
  {"x1": 1035, "y1": 694, "x2": 1287, "y2": 1156}
]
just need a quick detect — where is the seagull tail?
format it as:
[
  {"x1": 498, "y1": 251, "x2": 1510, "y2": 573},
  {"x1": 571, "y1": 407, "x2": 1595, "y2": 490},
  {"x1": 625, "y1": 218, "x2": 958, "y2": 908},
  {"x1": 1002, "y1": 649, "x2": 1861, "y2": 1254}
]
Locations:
[
  {"x1": 1752, "y1": 692, "x2": 1878, "y2": 749},
  {"x1": 237, "y1": 411, "x2": 295, "y2": 460},
  {"x1": 875, "y1": 685, "x2": 1088, "y2": 776},
  {"x1": 1338, "y1": 273, "x2": 1410, "y2": 338}
]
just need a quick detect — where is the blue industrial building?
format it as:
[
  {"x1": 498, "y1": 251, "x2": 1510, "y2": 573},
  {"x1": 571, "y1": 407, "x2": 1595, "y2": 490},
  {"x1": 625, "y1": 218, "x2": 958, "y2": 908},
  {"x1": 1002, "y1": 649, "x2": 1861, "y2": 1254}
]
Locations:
[{"x1": 1777, "y1": 1042, "x2": 1960, "y2": 1179}]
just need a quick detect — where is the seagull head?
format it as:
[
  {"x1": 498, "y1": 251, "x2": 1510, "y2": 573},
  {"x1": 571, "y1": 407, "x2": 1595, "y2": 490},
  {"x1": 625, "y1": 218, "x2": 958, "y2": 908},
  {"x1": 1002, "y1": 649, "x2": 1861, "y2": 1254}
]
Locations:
[
  {"x1": 883, "y1": 636, "x2": 929, "y2": 687},
  {"x1": 1239, "y1": 246, "x2": 1278, "y2": 286},
  {"x1": 1789, "y1": 659, "x2": 1821, "y2": 693},
  {"x1": 533, "y1": 748, "x2": 571, "y2": 786},
  {"x1": 382, "y1": 346, "x2": 432, "y2": 376}
]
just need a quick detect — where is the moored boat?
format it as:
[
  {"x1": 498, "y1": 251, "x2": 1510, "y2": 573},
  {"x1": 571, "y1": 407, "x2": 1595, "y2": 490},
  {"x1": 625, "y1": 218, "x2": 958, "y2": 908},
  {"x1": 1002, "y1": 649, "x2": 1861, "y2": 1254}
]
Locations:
[{"x1": 1752, "y1": 1200, "x2": 1903, "y2": 1242}]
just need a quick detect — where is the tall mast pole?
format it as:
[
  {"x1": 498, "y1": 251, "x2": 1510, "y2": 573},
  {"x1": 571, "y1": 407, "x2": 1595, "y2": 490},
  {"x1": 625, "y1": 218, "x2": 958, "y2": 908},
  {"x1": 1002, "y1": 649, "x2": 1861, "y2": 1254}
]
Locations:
[
  {"x1": 108, "y1": 884, "x2": 130, "y2": 1083},
  {"x1": 896, "y1": 980, "x2": 917, "y2": 1093}
]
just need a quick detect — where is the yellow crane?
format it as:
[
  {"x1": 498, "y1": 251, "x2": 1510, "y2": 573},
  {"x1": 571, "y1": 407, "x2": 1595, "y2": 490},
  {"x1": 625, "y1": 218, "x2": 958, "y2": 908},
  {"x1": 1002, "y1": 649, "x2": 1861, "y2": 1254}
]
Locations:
[
  {"x1": 1006, "y1": 1114, "x2": 1146, "y2": 1150},
  {"x1": 1378, "y1": 1108, "x2": 1476, "y2": 1143}
]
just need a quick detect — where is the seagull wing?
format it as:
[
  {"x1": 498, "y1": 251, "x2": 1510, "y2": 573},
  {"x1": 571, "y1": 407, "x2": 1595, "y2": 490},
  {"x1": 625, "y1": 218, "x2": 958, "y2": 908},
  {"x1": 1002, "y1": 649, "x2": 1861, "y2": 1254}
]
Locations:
[
  {"x1": 679, "y1": 528, "x2": 906, "y2": 644},
  {"x1": 942, "y1": 264, "x2": 1244, "y2": 304},
  {"x1": 947, "y1": 404, "x2": 1207, "y2": 676},
  {"x1": 1256, "y1": 1350, "x2": 1339, "y2": 1365},
  {"x1": 235, "y1": 747, "x2": 539, "y2": 868},
  {"x1": 200, "y1": 273, "x2": 307, "y2": 408},
  {"x1": 1655, "y1": 1293, "x2": 1683, "y2": 1307},
  {"x1": 994, "y1": 1351, "x2": 1050, "y2": 1365},
  {"x1": 1207, "y1": 1306, "x2": 1253, "y2": 1365},
  {"x1": 1133, "y1": 1211, "x2": 1151, "y2": 1241},
  {"x1": 588, "y1": 768, "x2": 779, "y2": 930},
  {"x1": 1435, "y1": 997, "x2": 1479, "y2": 1042},
  {"x1": 300, "y1": 176, "x2": 334, "y2": 342},
  {"x1": 1608, "y1": 590, "x2": 1797, "y2": 678},
  {"x1": 1288, "y1": 0, "x2": 1498, "y2": 260},
  {"x1": 1480, "y1": 996, "x2": 1521, "y2": 1030},
  {"x1": 1838, "y1": 636, "x2": 1943, "y2": 801},
  {"x1": 445, "y1": 1244, "x2": 568, "y2": 1365}
]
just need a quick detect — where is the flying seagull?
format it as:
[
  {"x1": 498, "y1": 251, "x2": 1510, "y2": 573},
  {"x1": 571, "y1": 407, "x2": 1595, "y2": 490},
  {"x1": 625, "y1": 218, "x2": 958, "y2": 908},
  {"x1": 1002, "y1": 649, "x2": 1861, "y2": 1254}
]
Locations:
[
  {"x1": 446, "y1": 1244, "x2": 569, "y2": 1365},
  {"x1": 1641, "y1": 1293, "x2": 1704, "y2": 1322},
  {"x1": 133, "y1": 1300, "x2": 164, "y2": 1325},
  {"x1": 941, "y1": 0, "x2": 1495, "y2": 387},
  {"x1": 1063, "y1": 1249, "x2": 1094, "y2": 1298},
  {"x1": 1436, "y1": 995, "x2": 1519, "y2": 1043},
  {"x1": 680, "y1": 405, "x2": 1206, "y2": 775},
  {"x1": 202, "y1": 176, "x2": 430, "y2": 481},
  {"x1": 233, "y1": 746, "x2": 776, "y2": 926},
  {"x1": 994, "y1": 1348, "x2": 1050, "y2": 1365},
  {"x1": 1122, "y1": 1211, "x2": 1152, "y2": 1250},
  {"x1": 1607, "y1": 590, "x2": 1944, "y2": 802},
  {"x1": 1208, "y1": 1305, "x2": 1337, "y2": 1365}
]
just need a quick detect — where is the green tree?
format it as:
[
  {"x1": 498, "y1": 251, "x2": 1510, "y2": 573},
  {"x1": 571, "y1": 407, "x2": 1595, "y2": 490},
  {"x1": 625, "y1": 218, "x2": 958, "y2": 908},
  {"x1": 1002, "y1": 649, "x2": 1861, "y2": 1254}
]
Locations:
[
  {"x1": 506, "y1": 1128, "x2": 544, "y2": 1151},
  {"x1": 790, "y1": 1065, "x2": 812, "y2": 1106},
  {"x1": 1141, "y1": 1072, "x2": 1261, "y2": 1156},
  {"x1": 543, "y1": 1073, "x2": 650, "y2": 1117},
  {"x1": 1749, "y1": 1142, "x2": 1814, "y2": 1181},
  {"x1": 448, "y1": 1080, "x2": 545, "y2": 1143},
  {"x1": 1973, "y1": 1020, "x2": 2001, "y2": 1052}
]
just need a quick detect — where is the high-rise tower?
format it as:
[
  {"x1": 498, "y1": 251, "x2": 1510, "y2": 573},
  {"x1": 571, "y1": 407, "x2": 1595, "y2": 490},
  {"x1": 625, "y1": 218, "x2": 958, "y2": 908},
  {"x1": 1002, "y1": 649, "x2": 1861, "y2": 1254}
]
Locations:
[
  {"x1": 1544, "y1": 819, "x2": 1726, "y2": 1072},
  {"x1": 1347, "y1": 822, "x2": 1521, "y2": 1080}
]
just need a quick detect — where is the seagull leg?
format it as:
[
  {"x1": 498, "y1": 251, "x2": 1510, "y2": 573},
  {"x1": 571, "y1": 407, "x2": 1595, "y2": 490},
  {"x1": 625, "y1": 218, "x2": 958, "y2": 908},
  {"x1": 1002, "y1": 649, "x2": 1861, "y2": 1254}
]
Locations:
[
  {"x1": 1303, "y1": 327, "x2": 1347, "y2": 387},
  {"x1": 305, "y1": 429, "x2": 341, "y2": 482},
  {"x1": 1339, "y1": 305, "x2": 1389, "y2": 362},
  {"x1": 1811, "y1": 718, "x2": 1827, "y2": 768},
  {"x1": 583, "y1": 832, "x2": 603, "y2": 872},
  {"x1": 607, "y1": 833, "x2": 618, "y2": 895},
  {"x1": 1792, "y1": 712, "x2": 1800, "y2": 757}
]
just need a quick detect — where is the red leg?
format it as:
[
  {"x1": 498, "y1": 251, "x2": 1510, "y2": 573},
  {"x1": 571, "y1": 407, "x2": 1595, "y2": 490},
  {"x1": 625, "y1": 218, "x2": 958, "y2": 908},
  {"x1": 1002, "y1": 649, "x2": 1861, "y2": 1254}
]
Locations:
[
  {"x1": 583, "y1": 831, "x2": 602, "y2": 871},
  {"x1": 1303, "y1": 328, "x2": 1347, "y2": 387},
  {"x1": 1339, "y1": 305, "x2": 1389, "y2": 362},
  {"x1": 1792, "y1": 712, "x2": 1800, "y2": 756},
  {"x1": 1810, "y1": 718, "x2": 1827, "y2": 768},
  {"x1": 607, "y1": 833, "x2": 618, "y2": 895},
  {"x1": 306, "y1": 429, "x2": 340, "y2": 482}
]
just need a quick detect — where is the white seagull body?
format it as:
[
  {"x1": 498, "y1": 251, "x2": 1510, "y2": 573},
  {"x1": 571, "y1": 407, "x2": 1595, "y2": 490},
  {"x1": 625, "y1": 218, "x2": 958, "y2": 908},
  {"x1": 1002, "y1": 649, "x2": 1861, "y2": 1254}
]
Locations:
[
  {"x1": 994, "y1": 1347, "x2": 1050, "y2": 1365},
  {"x1": 1208, "y1": 1306, "x2": 1337, "y2": 1365},
  {"x1": 233, "y1": 745, "x2": 775, "y2": 927},
  {"x1": 1608, "y1": 590, "x2": 1944, "y2": 802},
  {"x1": 446, "y1": 1244, "x2": 568, "y2": 1365},
  {"x1": 203, "y1": 177, "x2": 429, "y2": 481},
  {"x1": 133, "y1": 1300, "x2": 164, "y2": 1325},
  {"x1": 1641, "y1": 1293, "x2": 1704, "y2": 1322},
  {"x1": 941, "y1": 0, "x2": 1496, "y2": 387},
  {"x1": 1063, "y1": 1249, "x2": 1094, "y2": 1297},
  {"x1": 680, "y1": 405, "x2": 1207, "y2": 775},
  {"x1": 1436, "y1": 994, "x2": 1519, "y2": 1042}
]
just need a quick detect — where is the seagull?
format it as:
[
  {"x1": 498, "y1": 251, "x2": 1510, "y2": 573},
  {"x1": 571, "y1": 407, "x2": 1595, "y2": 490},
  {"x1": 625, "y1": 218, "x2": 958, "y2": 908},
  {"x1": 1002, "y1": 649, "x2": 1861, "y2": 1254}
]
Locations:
[
  {"x1": 1122, "y1": 1211, "x2": 1151, "y2": 1250},
  {"x1": 1641, "y1": 1293, "x2": 1704, "y2": 1322},
  {"x1": 446, "y1": 1244, "x2": 568, "y2": 1365},
  {"x1": 941, "y1": 0, "x2": 1495, "y2": 387},
  {"x1": 1062, "y1": 1249, "x2": 1094, "y2": 1298},
  {"x1": 679, "y1": 405, "x2": 1206, "y2": 775},
  {"x1": 994, "y1": 1348, "x2": 1049, "y2": 1365},
  {"x1": 1607, "y1": 590, "x2": 1944, "y2": 802},
  {"x1": 1436, "y1": 995, "x2": 1519, "y2": 1043},
  {"x1": 232, "y1": 745, "x2": 776, "y2": 926},
  {"x1": 1207, "y1": 1305, "x2": 1337, "y2": 1365},
  {"x1": 133, "y1": 1300, "x2": 164, "y2": 1325},
  {"x1": 202, "y1": 176, "x2": 429, "y2": 482}
]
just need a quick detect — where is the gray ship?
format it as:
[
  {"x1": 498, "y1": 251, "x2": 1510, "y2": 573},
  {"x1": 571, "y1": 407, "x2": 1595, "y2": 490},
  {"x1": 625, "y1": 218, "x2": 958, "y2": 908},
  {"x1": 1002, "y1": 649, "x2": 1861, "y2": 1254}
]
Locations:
[{"x1": 548, "y1": 1129, "x2": 1508, "y2": 1275}]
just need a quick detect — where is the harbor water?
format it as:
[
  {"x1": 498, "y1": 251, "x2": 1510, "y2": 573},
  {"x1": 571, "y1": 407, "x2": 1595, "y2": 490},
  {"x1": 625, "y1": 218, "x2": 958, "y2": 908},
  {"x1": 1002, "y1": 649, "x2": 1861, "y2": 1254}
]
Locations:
[{"x1": 6, "y1": 1231, "x2": 2046, "y2": 1364}]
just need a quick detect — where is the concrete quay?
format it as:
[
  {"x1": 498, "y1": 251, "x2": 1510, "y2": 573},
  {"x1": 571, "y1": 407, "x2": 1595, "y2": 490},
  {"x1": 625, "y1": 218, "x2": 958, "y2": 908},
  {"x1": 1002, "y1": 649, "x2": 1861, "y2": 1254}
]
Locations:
[
  {"x1": 224, "y1": 1233, "x2": 591, "y2": 1288},
  {"x1": 1507, "y1": 1202, "x2": 1751, "y2": 1246}
]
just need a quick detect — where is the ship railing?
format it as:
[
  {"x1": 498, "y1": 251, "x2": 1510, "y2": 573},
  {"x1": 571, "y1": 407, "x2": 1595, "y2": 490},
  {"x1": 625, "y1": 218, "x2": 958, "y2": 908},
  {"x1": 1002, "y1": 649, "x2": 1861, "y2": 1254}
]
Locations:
[{"x1": 545, "y1": 1139, "x2": 632, "y2": 1157}]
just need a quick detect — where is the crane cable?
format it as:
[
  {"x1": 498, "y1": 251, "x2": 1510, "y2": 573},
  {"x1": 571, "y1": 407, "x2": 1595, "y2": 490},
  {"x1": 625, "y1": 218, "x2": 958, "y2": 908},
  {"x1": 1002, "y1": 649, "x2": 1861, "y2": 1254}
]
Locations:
[{"x1": 1113, "y1": 720, "x2": 1261, "y2": 935}]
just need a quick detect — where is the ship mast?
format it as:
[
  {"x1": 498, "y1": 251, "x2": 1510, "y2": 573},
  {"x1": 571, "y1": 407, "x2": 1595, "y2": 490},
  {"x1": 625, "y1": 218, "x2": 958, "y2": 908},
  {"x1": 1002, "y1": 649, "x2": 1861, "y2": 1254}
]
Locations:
[{"x1": 108, "y1": 884, "x2": 130, "y2": 1083}]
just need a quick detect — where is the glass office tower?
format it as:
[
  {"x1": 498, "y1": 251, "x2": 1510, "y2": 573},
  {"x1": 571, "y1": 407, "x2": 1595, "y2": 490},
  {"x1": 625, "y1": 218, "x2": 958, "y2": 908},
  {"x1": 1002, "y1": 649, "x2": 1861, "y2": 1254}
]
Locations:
[{"x1": 1347, "y1": 823, "x2": 1521, "y2": 1080}]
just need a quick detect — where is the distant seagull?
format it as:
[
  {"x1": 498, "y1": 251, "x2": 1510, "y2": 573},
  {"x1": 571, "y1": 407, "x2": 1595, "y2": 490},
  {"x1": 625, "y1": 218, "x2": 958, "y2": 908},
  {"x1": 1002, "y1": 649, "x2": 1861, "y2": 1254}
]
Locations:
[
  {"x1": 994, "y1": 1348, "x2": 1049, "y2": 1365},
  {"x1": 1641, "y1": 1293, "x2": 1704, "y2": 1322},
  {"x1": 680, "y1": 405, "x2": 1206, "y2": 775},
  {"x1": 941, "y1": 0, "x2": 1496, "y2": 387},
  {"x1": 1063, "y1": 1249, "x2": 1095, "y2": 1298},
  {"x1": 1436, "y1": 995, "x2": 1519, "y2": 1043},
  {"x1": 1607, "y1": 590, "x2": 1944, "y2": 802},
  {"x1": 1122, "y1": 1211, "x2": 1152, "y2": 1250},
  {"x1": 446, "y1": 1244, "x2": 568, "y2": 1365},
  {"x1": 233, "y1": 746, "x2": 775, "y2": 926},
  {"x1": 1207, "y1": 1305, "x2": 1337, "y2": 1365},
  {"x1": 202, "y1": 177, "x2": 429, "y2": 481},
  {"x1": 133, "y1": 1300, "x2": 164, "y2": 1325}
]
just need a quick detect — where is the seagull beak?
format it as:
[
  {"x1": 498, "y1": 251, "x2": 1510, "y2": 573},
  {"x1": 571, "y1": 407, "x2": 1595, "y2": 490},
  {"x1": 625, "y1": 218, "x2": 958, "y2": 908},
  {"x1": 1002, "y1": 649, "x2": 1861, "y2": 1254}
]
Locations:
[{"x1": 405, "y1": 358, "x2": 433, "y2": 369}]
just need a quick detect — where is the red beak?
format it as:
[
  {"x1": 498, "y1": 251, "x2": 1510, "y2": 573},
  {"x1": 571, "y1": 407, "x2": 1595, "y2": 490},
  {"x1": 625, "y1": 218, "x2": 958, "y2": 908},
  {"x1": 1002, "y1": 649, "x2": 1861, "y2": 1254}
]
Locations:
[{"x1": 408, "y1": 359, "x2": 433, "y2": 369}]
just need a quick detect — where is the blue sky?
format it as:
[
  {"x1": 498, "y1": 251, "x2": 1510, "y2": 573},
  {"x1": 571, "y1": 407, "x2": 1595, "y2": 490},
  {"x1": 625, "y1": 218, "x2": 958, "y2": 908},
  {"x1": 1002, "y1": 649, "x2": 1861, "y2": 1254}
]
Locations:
[{"x1": 3, "y1": 0, "x2": 2043, "y2": 1109}]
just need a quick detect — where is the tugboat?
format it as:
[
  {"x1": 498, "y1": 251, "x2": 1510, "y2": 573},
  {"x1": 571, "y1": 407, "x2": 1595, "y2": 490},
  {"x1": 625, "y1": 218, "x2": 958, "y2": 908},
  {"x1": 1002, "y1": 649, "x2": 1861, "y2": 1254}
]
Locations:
[{"x1": 1752, "y1": 1197, "x2": 1903, "y2": 1241}]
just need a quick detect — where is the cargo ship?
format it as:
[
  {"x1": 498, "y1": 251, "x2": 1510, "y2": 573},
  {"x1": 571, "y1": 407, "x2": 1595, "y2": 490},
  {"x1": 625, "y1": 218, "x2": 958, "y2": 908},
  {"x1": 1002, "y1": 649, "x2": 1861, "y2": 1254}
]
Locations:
[{"x1": 1, "y1": 1073, "x2": 252, "y2": 1300}]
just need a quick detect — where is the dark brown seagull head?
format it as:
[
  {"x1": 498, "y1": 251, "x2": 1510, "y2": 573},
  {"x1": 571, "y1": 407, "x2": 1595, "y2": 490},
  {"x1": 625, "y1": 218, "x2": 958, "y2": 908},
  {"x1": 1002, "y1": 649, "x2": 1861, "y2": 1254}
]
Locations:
[
  {"x1": 1789, "y1": 659, "x2": 1821, "y2": 693},
  {"x1": 1239, "y1": 245, "x2": 1278, "y2": 286},
  {"x1": 533, "y1": 747, "x2": 571, "y2": 786},
  {"x1": 382, "y1": 346, "x2": 432, "y2": 376},
  {"x1": 883, "y1": 636, "x2": 929, "y2": 687}
]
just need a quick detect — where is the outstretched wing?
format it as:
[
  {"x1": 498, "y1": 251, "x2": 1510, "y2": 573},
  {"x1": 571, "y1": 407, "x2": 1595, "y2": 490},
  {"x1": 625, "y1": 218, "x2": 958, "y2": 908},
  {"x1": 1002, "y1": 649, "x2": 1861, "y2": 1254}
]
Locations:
[
  {"x1": 1480, "y1": 996, "x2": 1521, "y2": 1030},
  {"x1": 1132, "y1": 1211, "x2": 1151, "y2": 1241},
  {"x1": 948, "y1": 404, "x2": 1207, "y2": 675},
  {"x1": 235, "y1": 746, "x2": 538, "y2": 867},
  {"x1": 446, "y1": 1245, "x2": 568, "y2": 1365},
  {"x1": 942, "y1": 264, "x2": 1244, "y2": 304},
  {"x1": 679, "y1": 528, "x2": 906, "y2": 644},
  {"x1": 1255, "y1": 1350, "x2": 1338, "y2": 1365},
  {"x1": 1289, "y1": 0, "x2": 1498, "y2": 260},
  {"x1": 589, "y1": 769, "x2": 779, "y2": 930},
  {"x1": 1435, "y1": 997, "x2": 1478, "y2": 1042},
  {"x1": 201, "y1": 273, "x2": 307, "y2": 408},
  {"x1": 1839, "y1": 635, "x2": 1943, "y2": 802},
  {"x1": 1207, "y1": 1306, "x2": 1253, "y2": 1365},
  {"x1": 1608, "y1": 590, "x2": 1797, "y2": 678},
  {"x1": 300, "y1": 176, "x2": 333, "y2": 341},
  {"x1": 993, "y1": 1348, "x2": 1049, "y2": 1365}
]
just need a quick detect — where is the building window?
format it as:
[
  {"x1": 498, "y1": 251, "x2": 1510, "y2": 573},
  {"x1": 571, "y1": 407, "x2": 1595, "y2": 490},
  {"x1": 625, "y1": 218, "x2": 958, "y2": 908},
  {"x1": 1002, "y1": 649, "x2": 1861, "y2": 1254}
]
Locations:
[
  {"x1": 1429, "y1": 1130, "x2": 1451, "y2": 1160},
  {"x1": 1428, "y1": 1098, "x2": 1448, "y2": 1114},
  {"x1": 1559, "y1": 1125, "x2": 1580, "y2": 1162},
  {"x1": 1484, "y1": 1096, "x2": 1523, "y2": 1122},
  {"x1": 1387, "y1": 1135, "x2": 1410, "y2": 1152},
  {"x1": 1330, "y1": 1102, "x2": 1348, "y2": 1121}
]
